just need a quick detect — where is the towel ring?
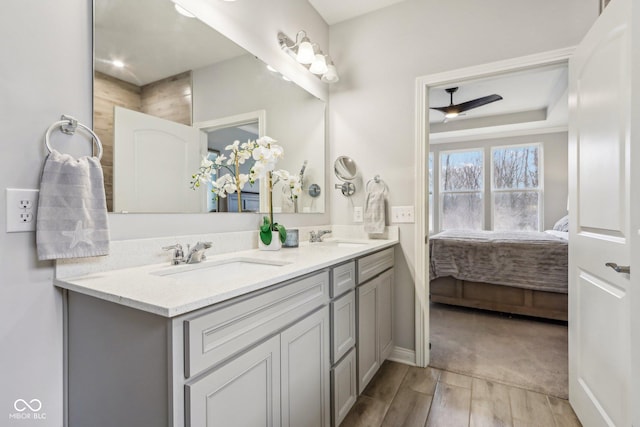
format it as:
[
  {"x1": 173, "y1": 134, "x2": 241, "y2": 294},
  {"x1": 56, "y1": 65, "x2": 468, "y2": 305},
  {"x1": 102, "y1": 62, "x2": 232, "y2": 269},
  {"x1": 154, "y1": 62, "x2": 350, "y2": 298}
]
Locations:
[
  {"x1": 45, "y1": 115, "x2": 103, "y2": 160},
  {"x1": 366, "y1": 175, "x2": 388, "y2": 194}
]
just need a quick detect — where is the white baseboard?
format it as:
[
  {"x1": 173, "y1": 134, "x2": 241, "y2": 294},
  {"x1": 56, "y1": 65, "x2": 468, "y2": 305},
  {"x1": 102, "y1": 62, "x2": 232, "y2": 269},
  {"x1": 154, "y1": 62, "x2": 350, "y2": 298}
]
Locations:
[{"x1": 387, "y1": 346, "x2": 416, "y2": 366}]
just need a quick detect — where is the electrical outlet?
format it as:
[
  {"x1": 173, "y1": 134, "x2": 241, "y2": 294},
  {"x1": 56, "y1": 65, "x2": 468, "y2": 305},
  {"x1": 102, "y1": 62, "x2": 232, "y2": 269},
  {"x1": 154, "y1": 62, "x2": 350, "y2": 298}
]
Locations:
[
  {"x1": 20, "y1": 213, "x2": 34, "y2": 223},
  {"x1": 391, "y1": 205, "x2": 415, "y2": 223},
  {"x1": 353, "y1": 206, "x2": 363, "y2": 223},
  {"x1": 6, "y1": 188, "x2": 39, "y2": 232}
]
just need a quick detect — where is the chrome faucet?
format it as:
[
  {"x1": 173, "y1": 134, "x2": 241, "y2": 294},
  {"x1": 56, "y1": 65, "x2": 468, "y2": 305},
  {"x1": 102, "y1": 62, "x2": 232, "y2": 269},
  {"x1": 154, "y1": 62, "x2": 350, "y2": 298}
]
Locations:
[
  {"x1": 309, "y1": 230, "x2": 332, "y2": 243},
  {"x1": 162, "y1": 244, "x2": 185, "y2": 265},
  {"x1": 162, "y1": 241, "x2": 212, "y2": 265}
]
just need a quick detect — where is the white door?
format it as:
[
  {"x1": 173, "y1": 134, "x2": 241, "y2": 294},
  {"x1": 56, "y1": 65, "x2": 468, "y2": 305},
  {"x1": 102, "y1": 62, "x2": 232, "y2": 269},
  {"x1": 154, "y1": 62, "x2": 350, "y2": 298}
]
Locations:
[
  {"x1": 568, "y1": 0, "x2": 637, "y2": 425},
  {"x1": 113, "y1": 106, "x2": 206, "y2": 213}
]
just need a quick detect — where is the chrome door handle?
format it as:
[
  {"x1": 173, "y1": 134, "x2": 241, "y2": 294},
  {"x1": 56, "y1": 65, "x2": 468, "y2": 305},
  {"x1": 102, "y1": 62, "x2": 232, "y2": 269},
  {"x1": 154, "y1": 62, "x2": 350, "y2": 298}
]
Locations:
[{"x1": 605, "y1": 263, "x2": 630, "y2": 274}]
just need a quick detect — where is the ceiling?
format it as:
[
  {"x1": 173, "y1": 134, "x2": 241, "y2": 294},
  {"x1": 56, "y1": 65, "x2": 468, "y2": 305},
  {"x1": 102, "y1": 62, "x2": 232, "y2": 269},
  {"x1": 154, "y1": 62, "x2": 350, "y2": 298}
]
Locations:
[
  {"x1": 308, "y1": 0, "x2": 407, "y2": 25},
  {"x1": 94, "y1": 0, "x2": 246, "y2": 86},
  {"x1": 428, "y1": 64, "x2": 569, "y2": 142}
]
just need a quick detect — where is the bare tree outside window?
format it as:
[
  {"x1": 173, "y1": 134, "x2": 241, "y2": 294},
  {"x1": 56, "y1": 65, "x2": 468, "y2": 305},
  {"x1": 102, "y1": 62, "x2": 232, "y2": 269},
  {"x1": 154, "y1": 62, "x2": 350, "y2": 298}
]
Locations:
[
  {"x1": 440, "y1": 150, "x2": 483, "y2": 230},
  {"x1": 492, "y1": 144, "x2": 541, "y2": 230}
]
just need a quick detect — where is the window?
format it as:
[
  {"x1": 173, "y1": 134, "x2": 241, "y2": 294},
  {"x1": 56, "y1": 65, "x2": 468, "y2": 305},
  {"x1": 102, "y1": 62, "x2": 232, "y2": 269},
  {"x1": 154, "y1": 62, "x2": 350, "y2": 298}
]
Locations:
[
  {"x1": 440, "y1": 149, "x2": 483, "y2": 230},
  {"x1": 491, "y1": 144, "x2": 542, "y2": 231},
  {"x1": 431, "y1": 143, "x2": 543, "y2": 233}
]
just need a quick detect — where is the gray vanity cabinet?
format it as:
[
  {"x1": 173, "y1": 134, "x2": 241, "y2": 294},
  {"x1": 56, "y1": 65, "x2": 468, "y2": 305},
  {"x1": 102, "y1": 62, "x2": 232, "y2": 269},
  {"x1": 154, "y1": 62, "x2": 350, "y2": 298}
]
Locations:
[
  {"x1": 329, "y1": 262, "x2": 358, "y2": 426},
  {"x1": 67, "y1": 270, "x2": 330, "y2": 427},
  {"x1": 356, "y1": 248, "x2": 395, "y2": 394}
]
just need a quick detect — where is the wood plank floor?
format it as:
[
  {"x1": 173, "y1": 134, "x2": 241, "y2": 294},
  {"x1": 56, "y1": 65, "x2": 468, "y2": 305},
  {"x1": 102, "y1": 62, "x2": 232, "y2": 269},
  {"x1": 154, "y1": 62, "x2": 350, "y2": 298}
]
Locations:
[{"x1": 341, "y1": 361, "x2": 581, "y2": 427}]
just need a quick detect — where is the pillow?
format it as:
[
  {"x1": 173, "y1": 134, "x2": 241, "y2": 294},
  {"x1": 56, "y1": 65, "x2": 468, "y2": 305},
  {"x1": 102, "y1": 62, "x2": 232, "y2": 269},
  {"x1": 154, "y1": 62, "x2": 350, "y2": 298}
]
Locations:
[{"x1": 553, "y1": 215, "x2": 569, "y2": 232}]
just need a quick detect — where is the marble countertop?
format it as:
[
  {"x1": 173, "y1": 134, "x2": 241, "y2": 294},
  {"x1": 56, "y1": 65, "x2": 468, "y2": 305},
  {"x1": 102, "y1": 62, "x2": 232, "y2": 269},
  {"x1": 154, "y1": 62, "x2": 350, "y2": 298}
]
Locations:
[{"x1": 55, "y1": 237, "x2": 397, "y2": 318}]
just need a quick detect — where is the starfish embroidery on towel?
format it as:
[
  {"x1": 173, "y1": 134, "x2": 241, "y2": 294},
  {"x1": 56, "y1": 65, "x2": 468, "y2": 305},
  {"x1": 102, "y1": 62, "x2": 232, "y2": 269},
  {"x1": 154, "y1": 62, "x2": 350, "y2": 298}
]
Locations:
[{"x1": 62, "y1": 220, "x2": 94, "y2": 249}]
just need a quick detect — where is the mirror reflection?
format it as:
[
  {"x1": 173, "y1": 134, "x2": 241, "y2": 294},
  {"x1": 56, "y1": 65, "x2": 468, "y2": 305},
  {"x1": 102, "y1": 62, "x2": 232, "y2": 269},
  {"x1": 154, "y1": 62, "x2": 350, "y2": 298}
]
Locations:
[{"x1": 94, "y1": 0, "x2": 325, "y2": 214}]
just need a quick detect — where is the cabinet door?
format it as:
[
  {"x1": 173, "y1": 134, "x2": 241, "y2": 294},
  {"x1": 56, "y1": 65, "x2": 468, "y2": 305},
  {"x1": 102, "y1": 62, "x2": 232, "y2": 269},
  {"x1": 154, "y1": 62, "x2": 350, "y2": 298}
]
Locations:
[
  {"x1": 377, "y1": 268, "x2": 394, "y2": 362},
  {"x1": 332, "y1": 348, "x2": 357, "y2": 427},
  {"x1": 332, "y1": 290, "x2": 356, "y2": 363},
  {"x1": 357, "y1": 279, "x2": 379, "y2": 393},
  {"x1": 281, "y1": 307, "x2": 330, "y2": 427},
  {"x1": 185, "y1": 336, "x2": 281, "y2": 427}
]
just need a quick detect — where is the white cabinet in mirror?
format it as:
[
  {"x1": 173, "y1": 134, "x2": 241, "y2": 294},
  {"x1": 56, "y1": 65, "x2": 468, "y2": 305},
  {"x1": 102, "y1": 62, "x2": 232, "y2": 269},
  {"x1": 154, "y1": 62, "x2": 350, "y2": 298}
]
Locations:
[{"x1": 93, "y1": 0, "x2": 326, "y2": 214}]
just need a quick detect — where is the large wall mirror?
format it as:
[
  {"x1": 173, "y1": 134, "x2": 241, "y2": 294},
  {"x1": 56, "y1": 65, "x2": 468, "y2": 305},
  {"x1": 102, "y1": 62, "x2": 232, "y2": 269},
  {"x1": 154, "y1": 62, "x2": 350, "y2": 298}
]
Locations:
[{"x1": 93, "y1": 0, "x2": 326, "y2": 214}]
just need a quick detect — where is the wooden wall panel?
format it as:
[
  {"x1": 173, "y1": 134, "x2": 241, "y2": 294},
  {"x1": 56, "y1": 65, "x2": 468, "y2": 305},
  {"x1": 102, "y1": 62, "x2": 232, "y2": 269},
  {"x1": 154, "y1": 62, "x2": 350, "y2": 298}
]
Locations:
[
  {"x1": 141, "y1": 71, "x2": 192, "y2": 126},
  {"x1": 93, "y1": 72, "x2": 142, "y2": 211}
]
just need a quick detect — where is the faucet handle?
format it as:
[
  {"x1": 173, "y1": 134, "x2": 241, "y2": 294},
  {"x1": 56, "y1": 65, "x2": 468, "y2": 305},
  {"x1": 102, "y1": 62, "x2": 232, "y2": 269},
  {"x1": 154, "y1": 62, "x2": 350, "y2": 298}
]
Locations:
[{"x1": 162, "y1": 244, "x2": 184, "y2": 264}]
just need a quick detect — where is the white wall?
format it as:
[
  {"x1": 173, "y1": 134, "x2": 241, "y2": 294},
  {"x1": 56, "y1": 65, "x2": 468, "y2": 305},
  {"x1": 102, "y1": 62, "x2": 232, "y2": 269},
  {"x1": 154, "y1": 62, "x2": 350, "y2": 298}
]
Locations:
[
  {"x1": 430, "y1": 132, "x2": 569, "y2": 232},
  {"x1": 1, "y1": 1, "x2": 328, "y2": 425},
  {"x1": 328, "y1": 0, "x2": 598, "y2": 351}
]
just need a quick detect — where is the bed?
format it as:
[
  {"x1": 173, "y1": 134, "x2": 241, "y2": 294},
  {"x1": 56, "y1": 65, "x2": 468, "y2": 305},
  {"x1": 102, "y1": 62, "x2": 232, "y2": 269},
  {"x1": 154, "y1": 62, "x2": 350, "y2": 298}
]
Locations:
[{"x1": 429, "y1": 229, "x2": 568, "y2": 321}]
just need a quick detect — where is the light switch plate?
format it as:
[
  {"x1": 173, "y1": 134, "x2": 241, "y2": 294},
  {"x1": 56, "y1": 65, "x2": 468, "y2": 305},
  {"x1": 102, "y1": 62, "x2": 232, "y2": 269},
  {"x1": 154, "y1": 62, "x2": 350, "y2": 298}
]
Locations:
[
  {"x1": 353, "y1": 206, "x2": 363, "y2": 223},
  {"x1": 6, "y1": 188, "x2": 39, "y2": 232},
  {"x1": 391, "y1": 205, "x2": 415, "y2": 223}
]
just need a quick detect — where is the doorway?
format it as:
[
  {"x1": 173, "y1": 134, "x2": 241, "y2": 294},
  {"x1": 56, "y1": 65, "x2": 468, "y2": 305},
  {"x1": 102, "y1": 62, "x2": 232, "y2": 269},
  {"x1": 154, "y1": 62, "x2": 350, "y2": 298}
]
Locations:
[{"x1": 413, "y1": 47, "x2": 575, "y2": 370}]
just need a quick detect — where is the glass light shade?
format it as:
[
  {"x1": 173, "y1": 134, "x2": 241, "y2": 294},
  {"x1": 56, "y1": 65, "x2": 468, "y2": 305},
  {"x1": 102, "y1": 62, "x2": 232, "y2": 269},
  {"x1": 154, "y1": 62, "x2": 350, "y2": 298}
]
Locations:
[
  {"x1": 445, "y1": 110, "x2": 459, "y2": 119},
  {"x1": 309, "y1": 54, "x2": 328, "y2": 75},
  {"x1": 321, "y1": 64, "x2": 339, "y2": 83},
  {"x1": 174, "y1": 4, "x2": 195, "y2": 17},
  {"x1": 296, "y1": 40, "x2": 315, "y2": 64}
]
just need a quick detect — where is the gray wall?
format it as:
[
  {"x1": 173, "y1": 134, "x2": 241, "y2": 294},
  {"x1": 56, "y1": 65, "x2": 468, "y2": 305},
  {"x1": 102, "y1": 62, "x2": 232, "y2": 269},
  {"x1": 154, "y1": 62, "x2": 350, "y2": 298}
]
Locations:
[
  {"x1": 0, "y1": 1, "x2": 328, "y2": 425},
  {"x1": 430, "y1": 132, "x2": 569, "y2": 232},
  {"x1": 328, "y1": 0, "x2": 597, "y2": 350}
]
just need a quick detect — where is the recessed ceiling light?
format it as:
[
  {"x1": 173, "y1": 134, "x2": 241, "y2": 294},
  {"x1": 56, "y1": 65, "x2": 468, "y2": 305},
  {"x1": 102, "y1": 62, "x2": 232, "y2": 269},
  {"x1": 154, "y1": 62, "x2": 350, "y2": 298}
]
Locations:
[
  {"x1": 282, "y1": 75, "x2": 291, "y2": 82},
  {"x1": 112, "y1": 60, "x2": 125, "y2": 68},
  {"x1": 174, "y1": 4, "x2": 195, "y2": 17},
  {"x1": 266, "y1": 65, "x2": 277, "y2": 72}
]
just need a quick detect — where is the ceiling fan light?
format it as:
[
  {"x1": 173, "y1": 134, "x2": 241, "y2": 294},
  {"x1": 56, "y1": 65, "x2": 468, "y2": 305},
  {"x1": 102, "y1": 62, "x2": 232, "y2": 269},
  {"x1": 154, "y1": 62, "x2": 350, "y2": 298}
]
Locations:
[
  {"x1": 445, "y1": 111, "x2": 459, "y2": 119},
  {"x1": 309, "y1": 54, "x2": 328, "y2": 75},
  {"x1": 296, "y1": 39, "x2": 315, "y2": 64}
]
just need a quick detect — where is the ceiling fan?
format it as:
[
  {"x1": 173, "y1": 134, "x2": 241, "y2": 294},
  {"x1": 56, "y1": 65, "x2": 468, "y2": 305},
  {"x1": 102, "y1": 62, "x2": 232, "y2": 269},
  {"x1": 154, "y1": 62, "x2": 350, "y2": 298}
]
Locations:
[{"x1": 431, "y1": 87, "x2": 503, "y2": 120}]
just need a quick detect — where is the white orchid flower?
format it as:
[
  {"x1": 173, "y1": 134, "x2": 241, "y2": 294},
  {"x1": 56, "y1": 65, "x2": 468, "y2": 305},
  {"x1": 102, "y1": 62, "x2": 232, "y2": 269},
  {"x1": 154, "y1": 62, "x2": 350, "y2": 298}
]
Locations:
[
  {"x1": 201, "y1": 156, "x2": 214, "y2": 168},
  {"x1": 225, "y1": 140, "x2": 240, "y2": 151},
  {"x1": 214, "y1": 154, "x2": 227, "y2": 166}
]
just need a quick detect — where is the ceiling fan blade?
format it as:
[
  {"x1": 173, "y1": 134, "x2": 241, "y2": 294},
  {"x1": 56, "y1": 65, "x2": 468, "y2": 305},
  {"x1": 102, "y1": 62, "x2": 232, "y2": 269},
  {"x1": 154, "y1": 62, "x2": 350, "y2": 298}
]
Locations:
[
  {"x1": 430, "y1": 106, "x2": 451, "y2": 113},
  {"x1": 455, "y1": 94, "x2": 503, "y2": 113}
]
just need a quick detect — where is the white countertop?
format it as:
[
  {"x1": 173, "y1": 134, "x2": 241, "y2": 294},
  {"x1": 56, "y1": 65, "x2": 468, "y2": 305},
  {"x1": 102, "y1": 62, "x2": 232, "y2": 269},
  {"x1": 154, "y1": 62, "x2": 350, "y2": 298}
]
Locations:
[{"x1": 55, "y1": 237, "x2": 397, "y2": 318}]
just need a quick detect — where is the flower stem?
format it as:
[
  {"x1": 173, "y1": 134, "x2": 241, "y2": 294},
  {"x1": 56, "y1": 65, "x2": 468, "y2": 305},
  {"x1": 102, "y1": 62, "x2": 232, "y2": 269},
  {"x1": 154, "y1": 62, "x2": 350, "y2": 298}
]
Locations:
[
  {"x1": 268, "y1": 171, "x2": 274, "y2": 229},
  {"x1": 235, "y1": 156, "x2": 242, "y2": 212}
]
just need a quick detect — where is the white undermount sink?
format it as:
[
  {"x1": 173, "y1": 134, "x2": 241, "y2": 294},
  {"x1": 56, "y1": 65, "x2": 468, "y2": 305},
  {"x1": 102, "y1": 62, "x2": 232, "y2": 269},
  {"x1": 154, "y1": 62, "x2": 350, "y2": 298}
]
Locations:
[
  {"x1": 315, "y1": 240, "x2": 370, "y2": 248},
  {"x1": 151, "y1": 258, "x2": 291, "y2": 283}
]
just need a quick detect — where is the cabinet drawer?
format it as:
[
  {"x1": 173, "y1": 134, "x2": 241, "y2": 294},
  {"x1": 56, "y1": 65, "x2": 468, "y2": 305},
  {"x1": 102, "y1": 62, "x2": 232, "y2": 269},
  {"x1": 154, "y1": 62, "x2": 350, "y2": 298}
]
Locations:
[
  {"x1": 357, "y1": 247, "x2": 394, "y2": 284},
  {"x1": 185, "y1": 271, "x2": 329, "y2": 378},
  {"x1": 331, "y1": 291, "x2": 356, "y2": 364},
  {"x1": 331, "y1": 348, "x2": 357, "y2": 427},
  {"x1": 331, "y1": 261, "x2": 355, "y2": 297}
]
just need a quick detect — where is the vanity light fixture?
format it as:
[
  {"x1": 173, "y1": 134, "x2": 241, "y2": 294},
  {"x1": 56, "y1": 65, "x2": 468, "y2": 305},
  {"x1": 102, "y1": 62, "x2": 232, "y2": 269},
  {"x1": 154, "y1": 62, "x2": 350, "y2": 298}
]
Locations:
[{"x1": 278, "y1": 30, "x2": 339, "y2": 84}]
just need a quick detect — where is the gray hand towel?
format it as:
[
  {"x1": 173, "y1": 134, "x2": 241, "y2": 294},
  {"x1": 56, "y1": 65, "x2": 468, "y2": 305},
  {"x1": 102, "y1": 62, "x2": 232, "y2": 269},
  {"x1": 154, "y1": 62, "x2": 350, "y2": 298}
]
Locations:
[
  {"x1": 364, "y1": 188, "x2": 386, "y2": 234},
  {"x1": 36, "y1": 150, "x2": 110, "y2": 260}
]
